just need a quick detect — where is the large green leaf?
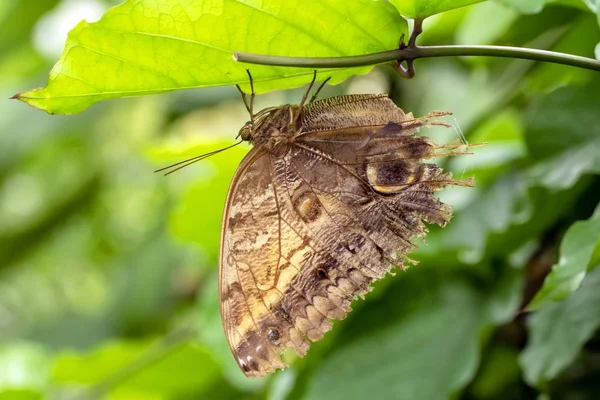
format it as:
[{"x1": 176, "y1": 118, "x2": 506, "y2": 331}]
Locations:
[
  {"x1": 15, "y1": 0, "x2": 406, "y2": 114},
  {"x1": 390, "y1": 0, "x2": 487, "y2": 19},
  {"x1": 520, "y1": 266, "x2": 600, "y2": 387},
  {"x1": 527, "y1": 204, "x2": 600, "y2": 310}
]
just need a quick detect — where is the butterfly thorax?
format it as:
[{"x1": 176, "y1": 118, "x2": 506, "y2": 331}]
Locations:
[{"x1": 239, "y1": 105, "x2": 302, "y2": 152}]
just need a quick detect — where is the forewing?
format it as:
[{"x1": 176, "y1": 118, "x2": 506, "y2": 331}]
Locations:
[
  {"x1": 220, "y1": 146, "x2": 365, "y2": 377},
  {"x1": 220, "y1": 148, "x2": 312, "y2": 377}
]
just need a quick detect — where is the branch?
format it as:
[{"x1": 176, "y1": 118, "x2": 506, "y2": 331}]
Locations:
[{"x1": 234, "y1": 45, "x2": 600, "y2": 72}]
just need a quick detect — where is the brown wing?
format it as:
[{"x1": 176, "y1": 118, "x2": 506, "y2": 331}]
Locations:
[
  {"x1": 299, "y1": 94, "x2": 407, "y2": 135},
  {"x1": 220, "y1": 146, "x2": 368, "y2": 377},
  {"x1": 220, "y1": 147, "x2": 315, "y2": 377},
  {"x1": 220, "y1": 95, "x2": 472, "y2": 377}
]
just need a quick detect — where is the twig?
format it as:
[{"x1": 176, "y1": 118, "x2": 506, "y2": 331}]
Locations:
[{"x1": 234, "y1": 45, "x2": 600, "y2": 72}]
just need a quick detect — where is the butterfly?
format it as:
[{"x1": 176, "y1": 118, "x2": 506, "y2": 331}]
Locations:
[{"x1": 164, "y1": 71, "x2": 474, "y2": 377}]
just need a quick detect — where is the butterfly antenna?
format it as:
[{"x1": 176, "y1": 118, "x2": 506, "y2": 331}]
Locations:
[
  {"x1": 309, "y1": 76, "x2": 331, "y2": 103},
  {"x1": 155, "y1": 141, "x2": 243, "y2": 176}
]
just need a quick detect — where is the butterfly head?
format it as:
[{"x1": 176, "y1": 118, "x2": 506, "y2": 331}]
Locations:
[
  {"x1": 238, "y1": 105, "x2": 299, "y2": 149},
  {"x1": 238, "y1": 121, "x2": 254, "y2": 142}
]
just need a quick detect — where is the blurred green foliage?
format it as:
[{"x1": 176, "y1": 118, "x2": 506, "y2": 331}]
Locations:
[{"x1": 2, "y1": 1, "x2": 600, "y2": 399}]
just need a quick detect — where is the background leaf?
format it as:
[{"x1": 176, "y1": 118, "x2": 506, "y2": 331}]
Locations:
[
  {"x1": 527, "y1": 204, "x2": 600, "y2": 310},
  {"x1": 53, "y1": 338, "x2": 222, "y2": 398},
  {"x1": 526, "y1": 79, "x2": 600, "y2": 189},
  {"x1": 389, "y1": 0, "x2": 487, "y2": 19},
  {"x1": 301, "y1": 268, "x2": 521, "y2": 400},
  {"x1": 520, "y1": 266, "x2": 600, "y2": 387}
]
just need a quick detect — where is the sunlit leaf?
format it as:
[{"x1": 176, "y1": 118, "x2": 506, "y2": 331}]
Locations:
[
  {"x1": 520, "y1": 266, "x2": 600, "y2": 387},
  {"x1": 527, "y1": 204, "x2": 600, "y2": 310},
  {"x1": 15, "y1": 0, "x2": 406, "y2": 114},
  {"x1": 390, "y1": 0, "x2": 487, "y2": 19}
]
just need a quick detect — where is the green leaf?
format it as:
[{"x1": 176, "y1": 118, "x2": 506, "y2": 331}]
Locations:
[
  {"x1": 303, "y1": 279, "x2": 490, "y2": 400},
  {"x1": 53, "y1": 338, "x2": 221, "y2": 397},
  {"x1": 494, "y1": 0, "x2": 593, "y2": 14},
  {"x1": 422, "y1": 170, "x2": 589, "y2": 265},
  {"x1": 528, "y1": 139, "x2": 600, "y2": 189},
  {"x1": 526, "y1": 80, "x2": 600, "y2": 189},
  {"x1": 0, "y1": 390, "x2": 41, "y2": 400},
  {"x1": 456, "y1": 1, "x2": 518, "y2": 45},
  {"x1": 520, "y1": 266, "x2": 600, "y2": 387},
  {"x1": 196, "y1": 271, "x2": 266, "y2": 391},
  {"x1": 493, "y1": 0, "x2": 555, "y2": 14},
  {"x1": 389, "y1": 0, "x2": 487, "y2": 19},
  {"x1": 15, "y1": 0, "x2": 406, "y2": 114},
  {"x1": 432, "y1": 171, "x2": 530, "y2": 263},
  {"x1": 526, "y1": 204, "x2": 600, "y2": 310},
  {"x1": 524, "y1": 15, "x2": 600, "y2": 94},
  {"x1": 469, "y1": 345, "x2": 521, "y2": 399}
]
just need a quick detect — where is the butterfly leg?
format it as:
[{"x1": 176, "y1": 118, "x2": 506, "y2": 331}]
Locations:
[
  {"x1": 309, "y1": 77, "x2": 331, "y2": 103},
  {"x1": 298, "y1": 70, "x2": 318, "y2": 110},
  {"x1": 290, "y1": 71, "x2": 320, "y2": 128},
  {"x1": 235, "y1": 69, "x2": 257, "y2": 122}
]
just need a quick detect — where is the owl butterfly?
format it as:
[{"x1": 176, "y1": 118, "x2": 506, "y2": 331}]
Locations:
[{"x1": 219, "y1": 72, "x2": 473, "y2": 377}]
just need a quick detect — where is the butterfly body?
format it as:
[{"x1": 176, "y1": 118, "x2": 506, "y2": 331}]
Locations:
[{"x1": 219, "y1": 93, "x2": 472, "y2": 377}]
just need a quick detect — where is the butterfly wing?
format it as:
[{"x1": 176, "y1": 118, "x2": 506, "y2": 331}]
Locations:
[
  {"x1": 220, "y1": 94, "x2": 472, "y2": 377},
  {"x1": 220, "y1": 147, "x2": 363, "y2": 377},
  {"x1": 220, "y1": 147, "x2": 314, "y2": 377}
]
